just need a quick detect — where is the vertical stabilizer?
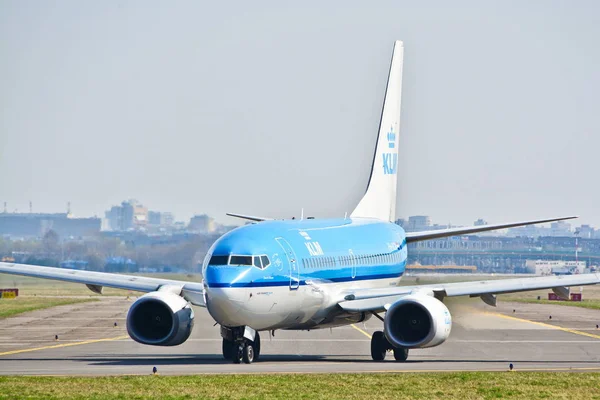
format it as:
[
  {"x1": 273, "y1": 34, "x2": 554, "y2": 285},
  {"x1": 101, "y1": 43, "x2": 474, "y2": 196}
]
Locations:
[{"x1": 351, "y1": 40, "x2": 404, "y2": 222}]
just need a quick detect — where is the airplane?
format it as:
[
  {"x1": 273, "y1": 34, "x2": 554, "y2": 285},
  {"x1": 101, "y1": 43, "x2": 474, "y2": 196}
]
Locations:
[{"x1": 1, "y1": 40, "x2": 599, "y2": 365}]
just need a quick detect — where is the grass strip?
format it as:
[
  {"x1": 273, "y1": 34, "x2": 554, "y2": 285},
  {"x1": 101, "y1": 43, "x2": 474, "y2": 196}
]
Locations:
[
  {"x1": 0, "y1": 372, "x2": 599, "y2": 400},
  {"x1": 0, "y1": 297, "x2": 97, "y2": 319}
]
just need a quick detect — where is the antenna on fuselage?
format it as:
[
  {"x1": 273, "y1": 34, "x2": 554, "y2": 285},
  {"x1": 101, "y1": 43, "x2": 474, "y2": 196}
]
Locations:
[
  {"x1": 301, "y1": 208, "x2": 304, "y2": 220},
  {"x1": 344, "y1": 211, "x2": 348, "y2": 220}
]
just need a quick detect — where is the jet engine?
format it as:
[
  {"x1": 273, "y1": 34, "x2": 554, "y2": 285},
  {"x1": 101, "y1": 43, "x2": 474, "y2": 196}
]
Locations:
[
  {"x1": 126, "y1": 291, "x2": 194, "y2": 346},
  {"x1": 383, "y1": 294, "x2": 452, "y2": 349}
]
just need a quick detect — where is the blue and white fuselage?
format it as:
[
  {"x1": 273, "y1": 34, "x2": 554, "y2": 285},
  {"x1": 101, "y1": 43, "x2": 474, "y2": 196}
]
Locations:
[{"x1": 203, "y1": 218, "x2": 407, "y2": 331}]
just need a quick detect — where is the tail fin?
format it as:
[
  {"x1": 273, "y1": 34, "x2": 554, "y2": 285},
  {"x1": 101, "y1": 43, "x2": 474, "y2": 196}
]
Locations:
[{"x1": 351, "y1": 40, "x2": 404, "y2": 222}]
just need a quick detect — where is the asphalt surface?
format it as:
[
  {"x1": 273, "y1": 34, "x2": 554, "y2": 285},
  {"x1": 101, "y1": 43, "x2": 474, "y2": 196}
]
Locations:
[{"x1": 1, "y1": 296, "x2": 600, "y2": 375}]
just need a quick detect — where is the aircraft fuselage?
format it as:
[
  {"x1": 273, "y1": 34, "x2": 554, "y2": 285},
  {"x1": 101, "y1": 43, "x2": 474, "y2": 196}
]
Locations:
[{"x1": 203, "y1": 218, "x2": 407, "y2": 331}]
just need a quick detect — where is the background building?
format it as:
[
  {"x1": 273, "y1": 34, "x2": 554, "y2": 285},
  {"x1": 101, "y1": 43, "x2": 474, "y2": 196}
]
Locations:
[
  {"x1": 406, "y1": 216, "x2": 431, "y2": 232},
  {"x1": 578, "y1": 225, "x2": 595, "y2": 239},
  {"x1": 525, "y1": 260, "x2": 587, "y2": 276},
  {"x1": 188, "y1": 214, "x2": 216, "y2": 234},
  {"x1": 0, "y1": 212, "x2": 100, "y2": 239},
  {"x1": 396, "y1": 215, "x2": 452, "y2": 232},
  {"x1": 148, "y1": 211, "x2": 175, "y2": 228},
  {"x1": 105, "y1": 200, "x2": 148, "y2": 231},
  {"x1": 550, "y1": 221, "x2": 572, "y2": 237}
]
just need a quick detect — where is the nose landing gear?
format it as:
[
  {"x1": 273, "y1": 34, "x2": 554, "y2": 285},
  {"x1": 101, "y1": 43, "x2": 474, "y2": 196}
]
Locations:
[{"x1": 221, "y1": 326, "x2": 261, "y2": 364}]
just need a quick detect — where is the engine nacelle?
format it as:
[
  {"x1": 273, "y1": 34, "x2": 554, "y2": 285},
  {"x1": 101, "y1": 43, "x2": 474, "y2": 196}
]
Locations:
[
  {"x1": 127, "y1": 291, "x2": 194, "y2": 346},
  {"x1": 383, "y1": 294, "x2": 452, "y2": 349}
]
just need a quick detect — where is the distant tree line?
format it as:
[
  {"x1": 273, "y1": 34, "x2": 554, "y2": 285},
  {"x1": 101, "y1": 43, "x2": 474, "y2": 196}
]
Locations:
[{"x1": 0, "y1": 230, "x2": 221, "y2": 273}]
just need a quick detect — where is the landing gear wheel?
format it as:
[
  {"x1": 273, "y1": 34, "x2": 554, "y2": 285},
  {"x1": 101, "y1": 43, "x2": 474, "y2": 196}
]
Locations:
[
  {"x1": 393, "y1": 347, "x2": 409, "y2": 362},
  {"x1": 242, "y1": 342, "x2": 255, "y2": 364},
  {"x1": 370, "y1": 331, "x2": 388, "y2": 361},
  {"x1": 253, "y1": 332, "x2": 261, "y2": 361},
  {"x1": 232, "y1": 344, "x2": 243, "y2": 364},
  {"x1": 222, "y1": 338, "x2": 234, "y2": 360}
]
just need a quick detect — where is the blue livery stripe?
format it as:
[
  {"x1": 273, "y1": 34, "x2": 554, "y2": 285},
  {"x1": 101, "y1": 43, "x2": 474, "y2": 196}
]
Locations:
[{"x1": 207, "y1": 272, "x2": 403, "y2": 288}]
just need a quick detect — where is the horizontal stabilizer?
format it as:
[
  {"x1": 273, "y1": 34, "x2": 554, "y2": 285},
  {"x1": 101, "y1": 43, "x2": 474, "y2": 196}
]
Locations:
[
  {"x1": 405, "y1": 216, "x2": 577, "y2": 243},
  {"x1": 226, "y1": 213, "x2": 272, "y2": 222}
]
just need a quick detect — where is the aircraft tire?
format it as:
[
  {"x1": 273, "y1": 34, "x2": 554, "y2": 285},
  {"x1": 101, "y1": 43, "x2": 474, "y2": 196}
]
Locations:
[
  {"x1": 370, "y1": 331, "x2": 387, "y2": 361},
  {"x1": 242, "y1": 342, "x2": 255, "y2": 364},
  {"x1": 254, "y1": 332, "x2": 261, "y2": 361},
  {"x1": 232, "y1": 344, "x2": 243, "y2": 364},
  {"x1": 222, "y1": 338, "x2": 235, "y2": 360},
  {"x1": 393, "y1": 347, "x2": 409, "y2": 362}
]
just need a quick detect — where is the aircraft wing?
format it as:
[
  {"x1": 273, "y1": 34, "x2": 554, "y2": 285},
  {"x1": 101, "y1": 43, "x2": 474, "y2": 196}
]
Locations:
[
  {"x1": 338, "y1": 273, "x2": 600, "y2": 312},
  {"x1": 0, "y1": 262, "x2": 206, "y2": 307},
  {"x1": 406, "y1": 216, "x2": 577, "y2": 243}
]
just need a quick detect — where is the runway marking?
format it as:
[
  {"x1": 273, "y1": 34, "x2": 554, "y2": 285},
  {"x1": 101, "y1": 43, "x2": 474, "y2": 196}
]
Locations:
[
  {"x1": 452, "y1": 340, "x2": 600, "y2": 343},
  {"x1": 0, "y1": 328, "x2": 126, "y2": 330},
  {"x1": 350, "y1": 324, "x2": 372, "y2": 339},
  {"x1": 486, "y1": 312, "x2": 600, "y2": 340},
  {"x1": 0, "y1": 338, "x2": 371, "y2": 343},
  {"x1": 0, "y1": 318, "x2": 128, "y2": 321},
  {"x1": 188, "y1": 338, "x2": 370, "y2": 342},
  {"x1": 0, "y1": 335, "x2": 129, "y2": 357}
]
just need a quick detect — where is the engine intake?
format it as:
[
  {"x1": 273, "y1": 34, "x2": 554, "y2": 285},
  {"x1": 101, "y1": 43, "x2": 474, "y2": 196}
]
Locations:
[
  {"x1": 127, "y1": 291, "x2": 194, "y2": 346},
  {"x1": 383, "y1": 294, "x2": 452, "y2": 349}
]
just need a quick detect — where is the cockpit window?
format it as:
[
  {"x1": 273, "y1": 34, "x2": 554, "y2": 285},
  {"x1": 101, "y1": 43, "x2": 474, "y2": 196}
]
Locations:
[
  {"x1": 230, "y1": 255, "x2": 253, "y2": 265},
  {"x1": 260, "y1": 255, "x2": 270, "y2": 268},
  {"x1": 209, "y1": 255, "x2": 229, "y2": 265},
  {"x1": 209, "y1": 254, "x2": 271, "y2": 268}
]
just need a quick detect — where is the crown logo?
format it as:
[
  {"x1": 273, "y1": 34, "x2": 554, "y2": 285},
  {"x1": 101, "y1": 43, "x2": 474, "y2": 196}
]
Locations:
[{"x1": 386, "y1": 126, "x2": 395, "y2": 148}]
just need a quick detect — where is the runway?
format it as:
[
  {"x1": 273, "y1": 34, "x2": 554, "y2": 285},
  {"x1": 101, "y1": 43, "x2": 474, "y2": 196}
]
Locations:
[{"x1": 1, "y1": 296, "x2": 599, "y2": 375}]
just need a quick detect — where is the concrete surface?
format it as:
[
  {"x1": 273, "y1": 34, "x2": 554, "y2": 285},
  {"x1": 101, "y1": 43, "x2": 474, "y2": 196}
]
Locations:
[{"x1": 1, "y1": 297, "x2": 599, "y2": 375}]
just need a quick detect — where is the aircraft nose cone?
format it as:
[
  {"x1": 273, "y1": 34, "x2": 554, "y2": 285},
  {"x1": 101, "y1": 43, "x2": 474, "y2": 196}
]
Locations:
[
  {"x1": 203, "y1": 265, "x2": 224, "y2": 288},
  {"x1": 205, "y1": 287, "x2": 247, "y2": 327},
  {"x1": 204, "y1": 264, "x2": 255, "y2": 326}
]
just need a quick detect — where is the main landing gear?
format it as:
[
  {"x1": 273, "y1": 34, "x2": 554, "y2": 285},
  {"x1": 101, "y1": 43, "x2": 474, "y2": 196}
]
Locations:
[
  {"x1": 221, "y1": 326, "x2": 261, "y2": 364},
  {"x1": 370, "y1": 331, "x2": 408, "y2": 362}
]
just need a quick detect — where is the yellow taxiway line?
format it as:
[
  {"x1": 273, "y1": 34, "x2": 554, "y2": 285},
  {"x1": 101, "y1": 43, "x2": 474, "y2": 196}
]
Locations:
[
  {"x1": 1, "y1": 312, "x2": 596, "y2": 358},
  {"x1": 350, "y1": 324, "x2": 373, "y2": 339},
  {"x1": 352, "y1": 311, "x2": 600, "y2": 342},
  {"x1": 485, "y1": 312, "x2": 600, "y2": 340},
  {"x1": 0, "y1": 335, "x2": 130, "y2": 357}
]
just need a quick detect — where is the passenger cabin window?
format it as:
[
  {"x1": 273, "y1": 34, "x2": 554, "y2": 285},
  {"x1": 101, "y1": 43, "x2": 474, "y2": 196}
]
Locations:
[
  {"x1": 230, "y1": 255, "x2": 252, "y2": 265},
  {"x1": 209, "y1": 255, "x2": 229, "y2": 265}
]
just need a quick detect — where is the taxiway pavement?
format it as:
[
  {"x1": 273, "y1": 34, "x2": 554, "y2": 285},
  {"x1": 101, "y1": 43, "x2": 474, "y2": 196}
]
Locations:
[{"x1": 1, "y1": 296, "x2": 599, "y2": 375}]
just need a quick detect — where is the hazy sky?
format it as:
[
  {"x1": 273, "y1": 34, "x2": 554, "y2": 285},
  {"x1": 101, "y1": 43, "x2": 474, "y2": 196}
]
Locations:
[{"x1": 1, "y1": 1, "x2": 599, "y2": 227}]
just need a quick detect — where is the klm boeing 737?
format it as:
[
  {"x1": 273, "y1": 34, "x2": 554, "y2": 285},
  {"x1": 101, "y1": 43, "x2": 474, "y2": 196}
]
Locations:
[{"x1": 1, "y1": 41, "x2": 599, "y2": 364}]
